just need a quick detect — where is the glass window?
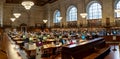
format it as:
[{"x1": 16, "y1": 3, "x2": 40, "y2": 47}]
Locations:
[
  {"x1": 53, "y1": 10, "x2": 61, "y2": 23},
  {"x1": 88, "y1": 2, "x2": 102, "y2": 19},
  {"x1": 67, "y1": 6, "x2": 77, "y2": 21},
  {"x1": 116, "y1": 1, "x2": 120, "y2": 17}
]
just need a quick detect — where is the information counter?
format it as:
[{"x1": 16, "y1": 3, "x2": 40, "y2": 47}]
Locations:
[{"x1": 104, "y1": 35, "x2": 120, "y2": 42}]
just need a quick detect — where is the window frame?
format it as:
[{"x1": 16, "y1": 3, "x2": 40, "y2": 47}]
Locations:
[
  {"x1": 115, "y1": 0, "x2": 120, "y2": 17},
  {"x1": 53, "y1": 10, "x2": 61, "y2": 23},
  {"x1": 66, "y1": 5, "x2": 78, "y2": 21}
]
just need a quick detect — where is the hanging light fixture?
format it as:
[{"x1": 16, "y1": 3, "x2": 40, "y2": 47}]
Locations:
[
  {"x1": 13, "y1": 13, "x2": 21, "y2": 18},
  {"x1": 43, "y1": 20, "x2": 48, "y2": 23},
  {"x1": 80, "y1": 0, "x2": 87, "y2": 18},
  {"x1": 58, "y1": 17, "x2": 63, "y2": 21},
  {"x1": 80, "y1": 13, "x2": 87, "y2": 18},
  {"x1": 10, "y1": 18, "x2": 16, "y2": 22},
  {"x1": 115, "y1": 9, "x2": 120, "y2": 14},
  {"x1": 58, "y1": 16, "x2": 63, "y2": 28},
  {"x1": 21, "y1": 1, "x2": 34, "y2": 10}
]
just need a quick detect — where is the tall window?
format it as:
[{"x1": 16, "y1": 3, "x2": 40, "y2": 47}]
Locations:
[
  {"x1": 53, "y1": 10, "x2": 61, "y2": 23},
  {"x1": 67, "y1": 5, "x2": 77, "y2": 21},
  {"x1": 87, "y1": 2, "x2": 102, "y2": 19},
  {"x1": 116, "y1": 0, "x2": 120, "y2": 17}
]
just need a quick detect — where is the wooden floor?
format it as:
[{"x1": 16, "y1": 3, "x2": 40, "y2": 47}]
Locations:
[
  {"x1": 104, "y1": 45, "x2": 120, "y2": 59},
  {"x1": 0, "y1": 34, "x2": 120, "y2": 59}
]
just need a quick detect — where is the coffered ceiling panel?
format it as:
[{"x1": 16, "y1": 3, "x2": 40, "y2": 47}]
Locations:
[{"x1": 6, "y1": 0, "x2": 57, "y2": 6}]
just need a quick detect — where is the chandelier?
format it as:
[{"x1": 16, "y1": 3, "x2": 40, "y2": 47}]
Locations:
[
  {"x1": 80, "y1": 13, "x2": 87, "y2": 18},
  {"x1": 80, "y1": 0, "x2": 87, "y2": 18},
  {"x1": 10, "y1": 18, "x2": 16, "y2": 22},
  {"x1": 13, "y1": 13, "x2": 21, "y2": 18},
  {"x1": 21, "y1": 1, "x2": 34, "y2": 10},
  {"x1": 43, "y1": 20, "x2": 48, "y2": 23}
]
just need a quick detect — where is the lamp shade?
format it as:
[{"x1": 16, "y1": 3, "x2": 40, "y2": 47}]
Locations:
[
  {"x1": 43, "y1": 20, "x2": 48, "y2": 23},
  {"x1": 80, "y1": 13, "x2": 87, "y2": 18},
  {"x1": 10, "y1": 18, "x2": 16, "y2": 22},
  {"x1": 13, "y1": 13, "x2": 21, "y2": 18},
  {"x1": 21, "y1": 1, "x2": 34, "y2": 10}
]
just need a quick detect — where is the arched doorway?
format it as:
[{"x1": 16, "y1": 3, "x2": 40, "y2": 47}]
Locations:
[{"x1": 20, "y1": 23, "x2": 27, "y2": 32}]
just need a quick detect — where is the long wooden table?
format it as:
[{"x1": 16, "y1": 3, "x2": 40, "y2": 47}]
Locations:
[{"x1": 62, "y1": 37, "x2": 110, "y2": 59}]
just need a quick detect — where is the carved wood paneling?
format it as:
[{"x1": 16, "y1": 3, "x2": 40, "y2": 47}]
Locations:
[
  {"x1": 54, "y1": 23, "x2": 60, "y2": 28},
  {"x1": 87, "y1": 20, "x2": 101, "y2": 27},
  {"x1": 67, "y1": 21, "x2": 77, "y2": 28}
]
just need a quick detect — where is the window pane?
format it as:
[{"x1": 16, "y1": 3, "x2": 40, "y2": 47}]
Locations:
[{"x1": 88, "y1": 2, "x2": 102, "y2": 19}]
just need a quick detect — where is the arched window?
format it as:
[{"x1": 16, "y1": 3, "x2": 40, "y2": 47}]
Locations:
[
  {"x1": 87, "y1": 2, "x2": 102, "y2": 19},
  {"x1": 115, "y1": 0, "x2": 120, "y2": 17},
  {"x1": 67, "y1": 5, "x2": 77, "y2": 21},
  {"x1": 53, "y1": 10, "x2": 61, "y2": 23}
]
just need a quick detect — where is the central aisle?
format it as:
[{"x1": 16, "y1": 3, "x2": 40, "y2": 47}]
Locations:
[{"x1": 3, "y1": 33, "x2": 22, "y2": 59}]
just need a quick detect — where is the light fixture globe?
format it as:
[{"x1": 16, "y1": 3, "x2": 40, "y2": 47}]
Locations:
[
  {"x1": 80, "y1": 13, "x2": 87, "y2": 18},
  {"x1": 21, "y1": 1, "x2": 34, "y2": 10},
  {"x1": 43, "y1": 20, "x2": 48, "y2": 23},
  {"x1": 13, "y1": 13, "x2": 21, "y2": 18},
  {"x1": 10, "y1": 18, "x2": 16, "y2": 22}
]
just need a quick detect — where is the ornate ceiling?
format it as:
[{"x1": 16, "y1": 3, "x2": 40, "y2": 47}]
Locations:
[{"x1": 6, "y1": 0, "x2": 57, "y2": 6}]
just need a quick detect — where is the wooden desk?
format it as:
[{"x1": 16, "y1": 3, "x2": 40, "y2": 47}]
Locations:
[
  {"x1": 13, "y1": 37, "x2": 23, "y2": 41},
  {"x1": 23, "y1": 47, "x2": 36, "y2": 58}
]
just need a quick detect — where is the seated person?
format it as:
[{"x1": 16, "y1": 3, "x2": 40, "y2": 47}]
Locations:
[
  {"x1": 81, "y1": 34, "x2": 86, "y2": 40},
  {"x1": 59, "y1": 38, "x2": 66, "y2": 45},
  {"x1": 24, "y1": 38, "x2": 29, "y2": 43}
]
